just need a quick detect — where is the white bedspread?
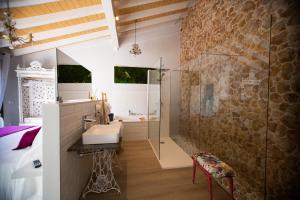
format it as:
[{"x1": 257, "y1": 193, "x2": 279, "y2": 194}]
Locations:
[{"x1": 0, "y1": 127, "x2": 42, "y2": 200}]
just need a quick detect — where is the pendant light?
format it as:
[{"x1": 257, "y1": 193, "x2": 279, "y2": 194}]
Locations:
[
  {"x1": 2, "y1": 0, "x2": 33, "y2": 49},
  {"x1": 129, "y1": 20, "x2": 142, "y2": 56}
]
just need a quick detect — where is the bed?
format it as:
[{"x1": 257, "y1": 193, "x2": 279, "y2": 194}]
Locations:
[{"x1": 0, "y1": 127, "x2": 42, "y2": 200}]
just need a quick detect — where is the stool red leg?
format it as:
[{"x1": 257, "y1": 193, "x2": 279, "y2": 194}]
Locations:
[
  {"x1": 229, "y1": 177, "x2": 234, "y2": 200},
  {"x1": 192, "y1": 159, "x2": 196, "y2": 184},
  {"x1": 208, "y1": 175, "x2": 213, "y2": 200}
]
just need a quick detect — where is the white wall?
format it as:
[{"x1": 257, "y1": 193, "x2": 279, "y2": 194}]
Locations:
[
  {"x1": 43, "y1": 103, "x2": 60, "y2": 200},
  {"x1": 58, "y1": 24, "x2": 180, "y2": 116},
  {"x1": 3, "y1": 56, "x2": 20, "y2": 125}
]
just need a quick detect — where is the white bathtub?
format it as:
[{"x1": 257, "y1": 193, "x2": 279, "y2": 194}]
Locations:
[
  {"x1": 115, "y1": 115, "x2": 158, "y2": 141},
  {"x1": 115, "y1": 115, "x2": 148, "y2": 122},
  {"x1": 115, "y1": 115, "x2": 147, "y2": 141},
  {"x1": 115, "y1": 115, "x2": 158, "y2": 122}
]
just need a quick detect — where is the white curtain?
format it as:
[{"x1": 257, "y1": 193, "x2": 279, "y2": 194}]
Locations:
[{"x1": 0, "y1": 53, "x2": 11, "y2": 109}]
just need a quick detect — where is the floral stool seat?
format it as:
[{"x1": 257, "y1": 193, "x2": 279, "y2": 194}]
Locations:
[{"x1": 192, "y1": 152, "x2": 235, "y2": 200}]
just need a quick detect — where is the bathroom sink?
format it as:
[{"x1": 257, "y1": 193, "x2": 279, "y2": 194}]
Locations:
[{"x1": 82, "y1": 122, "x2": 122, "y2": 144}]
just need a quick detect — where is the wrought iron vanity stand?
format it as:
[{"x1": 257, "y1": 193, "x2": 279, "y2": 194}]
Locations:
[
  {"x1": 68, "y1": 139, "x2": 121, "y2": 199},
  {"x1": 81, "y1": 150, "x2": 120, "y2": 199}
]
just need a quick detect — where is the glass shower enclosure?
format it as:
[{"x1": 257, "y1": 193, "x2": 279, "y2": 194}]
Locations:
[{"x1": 147, "y1": 58, "x2": 162, "y2": 159}]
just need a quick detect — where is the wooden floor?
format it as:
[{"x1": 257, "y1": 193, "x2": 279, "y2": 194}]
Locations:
[{"x1": 86, "y1": 140, "x2": 231, "y2": 200}]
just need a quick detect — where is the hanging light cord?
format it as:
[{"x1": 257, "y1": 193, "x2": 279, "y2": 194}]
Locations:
[
  {"x1": 134, "y1": 20, "x2": 137, "y2": 44},
  {"x1": 6, "y1": 0, "x2": 9, "y2": 11}
]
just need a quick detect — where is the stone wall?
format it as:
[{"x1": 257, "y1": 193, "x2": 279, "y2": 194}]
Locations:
[
  {"x1": 267, "y1": 1, "x2": 300, "y2": 199},
  {"x1": 178, "y1": 0, "x2": 300, "y2": 200}
]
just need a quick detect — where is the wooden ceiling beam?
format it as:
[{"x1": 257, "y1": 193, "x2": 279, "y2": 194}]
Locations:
[
  {"x1": 15, "y1": 13, "x2": 106, "y2": 35},
  {"x1": 0, "y1": 0, "x2": 102, "y2": 19},
  {"x1": 0, "y1": 25, "x2": 109, "y2": 48},
  {"x1": 0, "y1": 0, "x2": 60, "y2": 8},
  {"x1": 115, "y1": 0, "x2": 161, "y2": 9},
  {"x1": 29, "y1": 20, "x2": 108, "y2": 41},
  {"x1": 117, "y1": 8, "x2": 187, "y2": 26},
  {"x1": 0, "y1": 5, "x2": 104, "y2": 32},
  {"x1": 13, "y1": 31, "x2": 110, "y2": 56},
  {"x1": 116, "y1": 0, "x2": 187, "y2": 16},
  {"x1": 16, "y1": 26, "x2": 109, "y2": 49},
  {"x1": 116, "y1": 1, "x2": 188, "y2": 23},
  {"x1": 118, "y1": 13, "x2": 183, "y2": 32}
]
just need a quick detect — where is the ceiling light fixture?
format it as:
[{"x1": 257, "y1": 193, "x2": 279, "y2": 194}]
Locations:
[
  {"x1": 2, "y1": 0, "x2": 33, "y2": 49},
  {"x1": 129, "y1": 20, "x2": 141, "y2": 56}
]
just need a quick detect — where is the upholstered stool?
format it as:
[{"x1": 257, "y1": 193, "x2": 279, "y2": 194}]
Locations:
[{"x1": 192, "y1": 152, "x2": 235, "y2": 200}]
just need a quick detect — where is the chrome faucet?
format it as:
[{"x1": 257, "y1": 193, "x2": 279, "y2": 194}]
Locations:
[{"x1": 83, "y1": 115, "x2": 96, "y2": 131}]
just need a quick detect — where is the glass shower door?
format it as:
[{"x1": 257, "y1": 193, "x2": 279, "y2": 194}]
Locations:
[
  {"x1": 147, "y1": 58, "x2": 161, "y2": 159},
  {"x1": 169, "y1": 70, "x2": 181, "y2": 140}
]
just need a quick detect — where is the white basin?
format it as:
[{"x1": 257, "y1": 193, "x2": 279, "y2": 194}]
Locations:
[{"x1": 82, "y1": 122, "x2": 122, "y2": 144}]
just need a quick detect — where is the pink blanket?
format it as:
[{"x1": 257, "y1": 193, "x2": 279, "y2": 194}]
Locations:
[{"x1": 0, "y1": 126, "x2": 34, "y2": 138}]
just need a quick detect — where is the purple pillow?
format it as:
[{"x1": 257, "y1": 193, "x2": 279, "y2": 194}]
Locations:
[{"x1": 13, "y1": 127, "x2": 41, "y2": 150}]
